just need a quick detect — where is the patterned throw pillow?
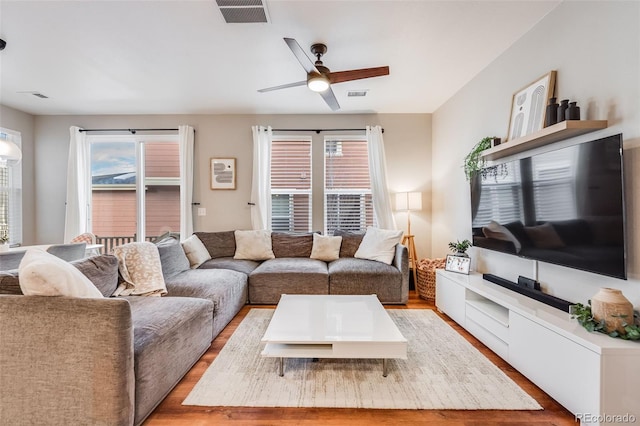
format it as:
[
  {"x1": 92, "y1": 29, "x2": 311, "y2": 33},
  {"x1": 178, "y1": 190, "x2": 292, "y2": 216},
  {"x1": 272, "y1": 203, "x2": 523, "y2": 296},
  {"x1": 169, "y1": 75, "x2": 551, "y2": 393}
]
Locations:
[{"x1": 112, "y1": 242, "x2": 167, "y2": 297}]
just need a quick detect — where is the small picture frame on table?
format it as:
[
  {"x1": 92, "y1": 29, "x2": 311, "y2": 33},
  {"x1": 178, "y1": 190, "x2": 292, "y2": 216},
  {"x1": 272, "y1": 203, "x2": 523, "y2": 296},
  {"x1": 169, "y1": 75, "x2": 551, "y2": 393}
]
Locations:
[
  {"x1": 210, "y1": 158, "x2": 236, "y2": 190},
  {"x1": 445, "y1": 255, "x2": 471, "y2": 275}
]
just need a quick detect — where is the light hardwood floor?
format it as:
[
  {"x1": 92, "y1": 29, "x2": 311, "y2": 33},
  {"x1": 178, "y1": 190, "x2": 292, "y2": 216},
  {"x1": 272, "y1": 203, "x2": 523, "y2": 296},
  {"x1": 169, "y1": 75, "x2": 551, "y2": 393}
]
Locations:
[{"x1": 145, "y1": 291, "x2": 576, "y2": 425}]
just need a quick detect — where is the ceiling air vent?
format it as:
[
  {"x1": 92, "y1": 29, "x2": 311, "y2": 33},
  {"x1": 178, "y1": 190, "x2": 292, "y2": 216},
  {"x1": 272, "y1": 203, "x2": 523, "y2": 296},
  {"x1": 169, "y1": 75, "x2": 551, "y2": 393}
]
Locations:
[
  {"x1": 18, "y1": 91, "x2": 49, "y2": 99},
  {"x1": 347, "y1": 90, "x2": 368, "y2": 97},
  {"x1": 216, "y1": 0, "x2": 270, "y2": 23}
]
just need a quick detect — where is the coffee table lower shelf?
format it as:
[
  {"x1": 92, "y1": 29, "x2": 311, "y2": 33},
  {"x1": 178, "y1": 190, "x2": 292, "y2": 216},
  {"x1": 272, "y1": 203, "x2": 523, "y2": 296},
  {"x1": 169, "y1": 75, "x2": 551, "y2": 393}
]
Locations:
[{"x1": 262, "y1": 342, "x2": 406, "y2": 377}]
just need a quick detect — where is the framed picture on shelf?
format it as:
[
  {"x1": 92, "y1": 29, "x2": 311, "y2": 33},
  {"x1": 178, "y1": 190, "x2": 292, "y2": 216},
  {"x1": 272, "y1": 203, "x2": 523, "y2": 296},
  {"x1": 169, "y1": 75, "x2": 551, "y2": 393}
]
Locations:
[
  {"x1": 210, "y1": 157, "x2": 236, "y2": 190},
  {"x1": 507, "y1": 70, "x2": 556, "y2": 141},
  {"x1": 445, "y1": 254, "x2": 471, "y2": 275}
]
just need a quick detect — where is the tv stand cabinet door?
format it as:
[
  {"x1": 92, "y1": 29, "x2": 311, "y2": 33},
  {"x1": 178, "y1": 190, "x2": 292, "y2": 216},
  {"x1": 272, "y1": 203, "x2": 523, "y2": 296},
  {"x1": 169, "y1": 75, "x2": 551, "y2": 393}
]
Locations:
[
  {"x1": 435, "y1": 274, "x2": 466, "y2": 325},
  {"x1": 509, "y1": 311, "x2": 600, "y2": 420}
]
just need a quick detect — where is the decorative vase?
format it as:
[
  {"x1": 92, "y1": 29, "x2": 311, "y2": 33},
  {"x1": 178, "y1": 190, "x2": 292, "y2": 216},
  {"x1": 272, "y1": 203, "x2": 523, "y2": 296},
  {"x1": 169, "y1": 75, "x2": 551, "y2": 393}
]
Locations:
[
  {"x1": 545, "y1": 97, "x2": 558, "y2": 127},
  {"x1": 566, "y1": 101, "x2": 581, "y2": 120},
  {"x1": 557, "y1": 99, "x2": 569, "y2": 123},
  {"x1": 591, "y1": 288, "x2": 634, "y2": 334}
]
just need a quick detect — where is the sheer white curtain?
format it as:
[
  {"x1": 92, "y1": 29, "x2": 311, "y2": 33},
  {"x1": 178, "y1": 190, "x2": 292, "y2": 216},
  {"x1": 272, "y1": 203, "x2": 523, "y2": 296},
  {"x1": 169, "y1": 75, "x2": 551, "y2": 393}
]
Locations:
[
  {"x1": 250, "y1": 126, "x2": 272, "y2": 230},
  {"x1": 178, "y1": 125, "x2": 195, "y2": 240},
  {"x1": 367, "y1": 125, "x2": 396, "y2": 230},
  {"x1": 64, "y1": 126, "x2": 91, "y2": 242}
]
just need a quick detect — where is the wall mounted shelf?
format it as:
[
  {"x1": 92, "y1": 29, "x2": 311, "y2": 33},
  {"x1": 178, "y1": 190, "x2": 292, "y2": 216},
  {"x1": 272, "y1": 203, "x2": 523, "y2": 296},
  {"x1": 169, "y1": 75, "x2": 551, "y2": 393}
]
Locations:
[{"x1": 481, "y1": 120, "x2": 608, "y2": 161}]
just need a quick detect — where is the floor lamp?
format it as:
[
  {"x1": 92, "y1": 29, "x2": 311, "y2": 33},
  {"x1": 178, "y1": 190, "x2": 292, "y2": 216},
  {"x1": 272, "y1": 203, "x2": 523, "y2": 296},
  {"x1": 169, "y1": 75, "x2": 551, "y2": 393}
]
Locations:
[{"x1": 396, "y1": 192, "x2": 422, "y2": 287}]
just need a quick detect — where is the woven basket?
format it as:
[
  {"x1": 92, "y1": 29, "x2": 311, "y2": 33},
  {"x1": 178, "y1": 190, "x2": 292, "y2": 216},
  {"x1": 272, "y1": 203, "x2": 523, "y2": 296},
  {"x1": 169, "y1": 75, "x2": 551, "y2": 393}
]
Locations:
[{"x1": 416, "y1": 258, "x2": 446, "y2": 300}]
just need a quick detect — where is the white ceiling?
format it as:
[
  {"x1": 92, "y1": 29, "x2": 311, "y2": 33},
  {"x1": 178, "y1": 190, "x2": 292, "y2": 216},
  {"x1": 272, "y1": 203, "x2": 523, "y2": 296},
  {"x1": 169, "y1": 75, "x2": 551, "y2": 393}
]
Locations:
[{"x1": 0, "y1": 0, "x2": 560, "y2": 116}]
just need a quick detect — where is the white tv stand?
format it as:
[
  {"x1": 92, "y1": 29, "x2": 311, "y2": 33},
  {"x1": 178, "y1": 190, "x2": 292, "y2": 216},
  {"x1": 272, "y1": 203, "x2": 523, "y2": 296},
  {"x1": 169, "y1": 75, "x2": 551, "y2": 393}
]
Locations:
[{"x1": 436, "y1": 270, "x2": 640, "y2": 425}]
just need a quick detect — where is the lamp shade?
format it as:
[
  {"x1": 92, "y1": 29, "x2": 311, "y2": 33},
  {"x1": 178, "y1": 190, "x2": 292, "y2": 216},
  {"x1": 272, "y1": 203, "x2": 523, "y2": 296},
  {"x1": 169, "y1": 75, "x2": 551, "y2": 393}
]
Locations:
[
  {"x1": 0, "y1": 139, "x2": 22, "y2": 166},
  {"x1": 395, "y1": 191, "x2": 422, "y2": 211}
]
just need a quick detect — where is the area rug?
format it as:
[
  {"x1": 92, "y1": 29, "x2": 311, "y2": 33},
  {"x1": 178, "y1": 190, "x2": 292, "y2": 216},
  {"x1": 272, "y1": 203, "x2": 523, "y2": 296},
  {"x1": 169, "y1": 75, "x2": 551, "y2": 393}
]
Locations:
[{"x1": 183, "y1": 309, "x2": 541, "y2": 410}]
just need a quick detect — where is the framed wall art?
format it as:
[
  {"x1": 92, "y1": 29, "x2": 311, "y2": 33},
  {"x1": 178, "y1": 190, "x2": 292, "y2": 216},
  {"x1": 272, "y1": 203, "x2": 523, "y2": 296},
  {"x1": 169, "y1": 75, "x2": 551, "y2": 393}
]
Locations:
[
  {"x1": 445, "y1": 254, "x2": 471, "y2": 275},
  {"x1": 507, "y1": 70, "x2": 556, "y2": 141},
  {"x1": 210, "y1": 157, "x2": 236, "y2": 190}
]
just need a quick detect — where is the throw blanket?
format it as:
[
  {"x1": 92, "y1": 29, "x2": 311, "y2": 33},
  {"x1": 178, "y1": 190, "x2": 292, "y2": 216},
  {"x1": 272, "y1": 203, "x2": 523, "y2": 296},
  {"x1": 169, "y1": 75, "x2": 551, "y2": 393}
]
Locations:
[{"x1": 112, "y1": 242, "x2": 167, "y2": 297}]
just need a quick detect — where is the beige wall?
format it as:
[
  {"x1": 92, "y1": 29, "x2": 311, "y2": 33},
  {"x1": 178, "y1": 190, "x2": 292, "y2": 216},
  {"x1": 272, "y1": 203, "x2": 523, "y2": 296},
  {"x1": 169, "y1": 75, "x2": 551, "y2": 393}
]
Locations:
[
  {"x1": 33, "y1": 113, "x2": 433, "y2": 258},
  {"x1": 0, "y1": 105, "x2": 36, "y2": 244},
  {"x1": 432, "y1": 1, "x2": 640, "y2": 306}
]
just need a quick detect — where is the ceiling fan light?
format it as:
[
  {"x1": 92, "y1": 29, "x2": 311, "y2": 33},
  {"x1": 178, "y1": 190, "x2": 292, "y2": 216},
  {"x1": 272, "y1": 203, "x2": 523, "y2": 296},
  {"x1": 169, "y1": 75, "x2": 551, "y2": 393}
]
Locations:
[{"x1": 307, "y1": 74, "x2": 330, "y2": 92}]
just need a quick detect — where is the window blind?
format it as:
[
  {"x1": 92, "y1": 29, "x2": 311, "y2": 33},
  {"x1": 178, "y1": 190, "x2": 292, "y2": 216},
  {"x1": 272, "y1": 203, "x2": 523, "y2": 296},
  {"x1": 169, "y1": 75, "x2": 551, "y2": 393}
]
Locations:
[
  {"x1": 324, "y1": 138, "x2": 374, "y2": 235},
  {"x1": 270, "y1": 138, "x2": 312, "y2": 232}
]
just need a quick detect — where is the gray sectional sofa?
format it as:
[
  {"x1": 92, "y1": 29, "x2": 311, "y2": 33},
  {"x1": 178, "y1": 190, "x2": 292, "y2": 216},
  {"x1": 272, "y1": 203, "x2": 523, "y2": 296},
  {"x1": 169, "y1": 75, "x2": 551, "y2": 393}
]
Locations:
[{"x1": 0, "y1": 230, "x2": 408, "y2": 425}]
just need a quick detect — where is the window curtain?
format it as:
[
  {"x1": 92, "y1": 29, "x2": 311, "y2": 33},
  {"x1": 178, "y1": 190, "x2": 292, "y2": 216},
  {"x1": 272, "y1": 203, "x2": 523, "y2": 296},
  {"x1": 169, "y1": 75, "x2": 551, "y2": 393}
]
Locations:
[
  {"x1": 178, "y1": 125, "x2": 195, "y2": 240},
  {"x1": 64, "y1": 126, "x2": 90, "y2": 243},
  {"x1": 366, "y1": 125, "x2": 396, "y2": 230},
  {"x1": 250, "y1": 126, "x2": 272, "y2": 230}
]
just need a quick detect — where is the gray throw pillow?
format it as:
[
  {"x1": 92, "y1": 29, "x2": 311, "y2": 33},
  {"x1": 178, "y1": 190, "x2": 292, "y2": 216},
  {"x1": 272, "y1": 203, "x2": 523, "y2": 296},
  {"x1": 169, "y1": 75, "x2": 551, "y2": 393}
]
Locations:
[
  {"x1": 333, "y1": 229, "x2": 365, "y2": 258},
  {"x1": 70, "y1": 254, "x2": 120, "y2": 297},
  {"x1": 194, "y1": 231, "x2": 236, "y2": 259},
  {"x1": 156, "y1": 237, "x2": 191, "y2": 277}
]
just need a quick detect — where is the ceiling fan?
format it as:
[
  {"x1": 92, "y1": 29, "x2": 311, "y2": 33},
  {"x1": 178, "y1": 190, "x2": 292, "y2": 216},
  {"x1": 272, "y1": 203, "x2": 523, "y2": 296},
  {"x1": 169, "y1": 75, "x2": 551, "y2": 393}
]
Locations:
[{"x1": 258, "y1": 38, "x2": 390, "y2": 111}]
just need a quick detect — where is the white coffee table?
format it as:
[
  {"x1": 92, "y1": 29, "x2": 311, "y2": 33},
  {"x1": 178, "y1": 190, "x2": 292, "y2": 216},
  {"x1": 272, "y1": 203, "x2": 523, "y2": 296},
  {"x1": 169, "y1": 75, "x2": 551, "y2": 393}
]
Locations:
[{"x1": 261, "y1": 294, "x2": 407, "y2": 377}]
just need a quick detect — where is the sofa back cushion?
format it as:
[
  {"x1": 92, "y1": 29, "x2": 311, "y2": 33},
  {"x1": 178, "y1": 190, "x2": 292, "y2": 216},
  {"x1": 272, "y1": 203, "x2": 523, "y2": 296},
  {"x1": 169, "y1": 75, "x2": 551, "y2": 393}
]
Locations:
[
  {"x1": 195, "y1": 231, "x2": 236, "y2": 259},
  {"x1": 0, "y1": 254, "x2": 120, "y2": 297},
  {"x1": 333, "y1": 229, "x2": 365, "y2": 258},
  {"x1": 271, "y1": 232, "x2": 314, "y2": 258},
  {"x1": 156, "y1": 237, "x2": 190, "y2": 278}
]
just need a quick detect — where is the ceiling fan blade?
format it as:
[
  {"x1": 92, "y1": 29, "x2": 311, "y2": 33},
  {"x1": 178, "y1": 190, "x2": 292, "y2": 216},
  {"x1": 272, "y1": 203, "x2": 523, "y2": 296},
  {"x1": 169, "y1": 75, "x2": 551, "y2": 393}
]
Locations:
[
  {"x1": 284, "y1": 37, "x2": 319, "y2": 74},
  {"x1": 258, "y1": 80, "x2": 307, "y2": 93},
  {"x1": 319, "y1": 86, "x2": 340, "y2": 111},
  {"x1": 328, "y1": 66, "x2": 390, "y2": 84}
]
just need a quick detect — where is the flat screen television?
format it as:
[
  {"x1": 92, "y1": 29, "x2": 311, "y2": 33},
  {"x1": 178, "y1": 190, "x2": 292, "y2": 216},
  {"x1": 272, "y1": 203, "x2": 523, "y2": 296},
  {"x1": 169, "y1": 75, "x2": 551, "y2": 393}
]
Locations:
[{"x1": 471, "y1": 133, "x2": 626, "y2": 279}]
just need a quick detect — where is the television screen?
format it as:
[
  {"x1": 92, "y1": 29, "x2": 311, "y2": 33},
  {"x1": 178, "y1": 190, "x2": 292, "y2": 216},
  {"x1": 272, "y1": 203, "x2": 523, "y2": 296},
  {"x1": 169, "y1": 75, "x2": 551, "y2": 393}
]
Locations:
[{"x1": 471, "y1": 133, "x2": 626, "y2": 279}]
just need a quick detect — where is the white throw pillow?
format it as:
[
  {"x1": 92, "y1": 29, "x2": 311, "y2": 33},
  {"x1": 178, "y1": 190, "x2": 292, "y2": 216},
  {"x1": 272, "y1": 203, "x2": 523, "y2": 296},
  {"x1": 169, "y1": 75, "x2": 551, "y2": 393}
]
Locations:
[
  {"x1": 112, "y1": 242, "x2": 167, "y2": 296},
  {"x1": 310, "y1": 233, "x2": 342, "y2": 262},
  {"x1": 234, "y1": 230, "x2": 275, "y2": 260},
  {"x1": 482, "y1": 221, "x2": 522, "y2": 253},
  {"x1": 354, "y1": 227, "x2": 403, "y2": 265},
  {"x1": 182, "y1": 234, "x2": 212, "y2": 269},
  {"x1": 18, "y1": 249, "x2": 103, "y2": 298}
]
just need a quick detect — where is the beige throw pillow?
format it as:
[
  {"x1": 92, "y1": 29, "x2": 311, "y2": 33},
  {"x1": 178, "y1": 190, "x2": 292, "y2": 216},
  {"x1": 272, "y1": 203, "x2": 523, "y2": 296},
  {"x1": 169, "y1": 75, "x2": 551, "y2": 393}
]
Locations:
[
  {"x1": 354, "y1": 227, "x2": 403, "y2": 265},
  {"x1": 112, "y1": 242, "x2": 167, "y2": 296},
  {"x1": 18, "y1": 249, "x2": 103, "y2": 298},
  {"x1": 234, "y1": 230, "x2": 275, "y2": 260},
  {"x1": 182, "y1": 234, "x2": 212, "y2": 268},
  {"x1": 310, "y1": 233, "x2": 342, "y2": 262}
]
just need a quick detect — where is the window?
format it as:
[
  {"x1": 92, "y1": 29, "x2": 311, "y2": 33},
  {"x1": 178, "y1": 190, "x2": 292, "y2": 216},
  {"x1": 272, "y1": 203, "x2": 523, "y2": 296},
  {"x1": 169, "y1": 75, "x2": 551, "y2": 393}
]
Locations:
[
  {"x1": 0, "y1": 129, "x2": 22, "y2": 245},
  {"x1": 270, "y1": 137, "x2": 312, "y2": 232},
  {"x1": 324, "y1": 137, "x2": 374, "y2": 235},
  {"x1": 89, "y1": 135, "x2": 180, "y2": 252}
]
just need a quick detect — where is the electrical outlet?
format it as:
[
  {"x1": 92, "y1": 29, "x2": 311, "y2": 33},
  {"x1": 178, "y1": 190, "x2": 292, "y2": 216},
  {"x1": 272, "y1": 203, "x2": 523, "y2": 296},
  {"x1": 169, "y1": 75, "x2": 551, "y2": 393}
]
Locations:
[{"x1": 197, "y1": 208, "x2": 206, "y2": 216}]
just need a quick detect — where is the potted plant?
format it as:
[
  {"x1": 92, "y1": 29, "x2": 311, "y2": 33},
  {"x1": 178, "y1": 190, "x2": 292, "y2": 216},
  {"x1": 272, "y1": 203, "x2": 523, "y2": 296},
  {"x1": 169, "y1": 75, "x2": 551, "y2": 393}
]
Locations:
[
  {"x1": 463, "y1": 137, "x2": 494, "y2": 182},
  {"x1": 448, "y1": 239, "x2": 472, "y2": 256}
]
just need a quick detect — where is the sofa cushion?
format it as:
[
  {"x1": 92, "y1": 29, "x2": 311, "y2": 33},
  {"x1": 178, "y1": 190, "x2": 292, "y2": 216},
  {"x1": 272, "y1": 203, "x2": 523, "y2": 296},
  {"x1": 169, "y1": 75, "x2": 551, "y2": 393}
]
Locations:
[
  {"x1": 198, "y1": 257, "x2": 260, "y2": 276},
  {"x1": 195, "y1": 231, "x2": 236, "y2": 259},
  {"x1": 234, "y1": 230, "x2": 275, "y2": 261},
  {"x1": 112, "y1": 242, "x2": 167, "y2": 297},
  {"x1": 71, "y1": 254, "x2": 120, "y2": 297},
  {"x1": 124, "y1": 296, "x2": 212, "y2": 425},
  {"x1": 354, "y1": 227, "x2": 403, "y2": 265},
  {"x1": 18, "y1": 249, "x2": 104, "y2": 298},
  {"x1": 333, "y1": 229, "x2": 365, "y2": 258},
  {"x1": 181, "y1": 235, "x2": 211, "y2": 269},
  {"x1": 156, "y1": 238, "x2": 190, "y2": 278},
  {"x1": 310, "y1": 233, "x2": 342, "y2": 261},
  {"x1": 164, "y1": 268, "x2": 248, "y2": 338},
  {"x1": 248, "y1": 258, "x2": 329, "y2": 304},
  {"x1": 328, "y1": 257, "x2": 403, "y2": 303},
  {"x1": 271, "y1": 232, "x2": 314, "y2": 258},
  {"x1": 0, "y1": 255, "x2": 119, "y2": 297}
]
